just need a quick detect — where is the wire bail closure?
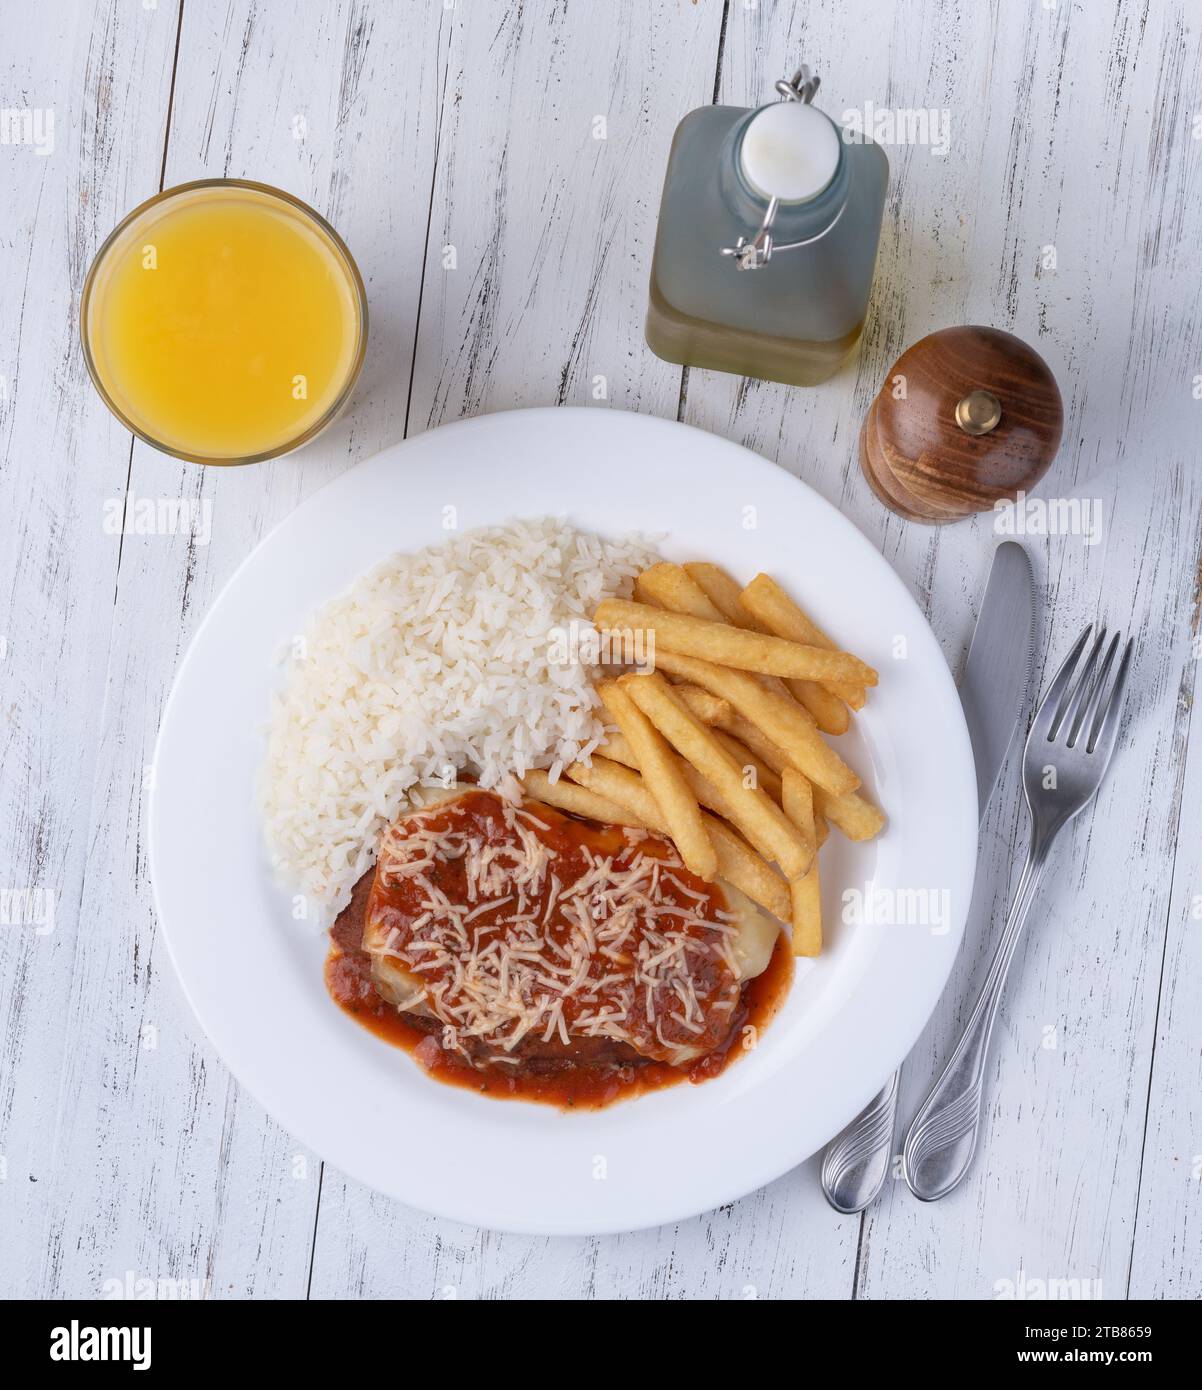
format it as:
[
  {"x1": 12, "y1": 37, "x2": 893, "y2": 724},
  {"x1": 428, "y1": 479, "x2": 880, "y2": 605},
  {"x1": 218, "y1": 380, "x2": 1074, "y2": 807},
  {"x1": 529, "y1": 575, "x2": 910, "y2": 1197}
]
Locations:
[{"x1": 720, "y1": 64, "x2": 843, "y2": 271}]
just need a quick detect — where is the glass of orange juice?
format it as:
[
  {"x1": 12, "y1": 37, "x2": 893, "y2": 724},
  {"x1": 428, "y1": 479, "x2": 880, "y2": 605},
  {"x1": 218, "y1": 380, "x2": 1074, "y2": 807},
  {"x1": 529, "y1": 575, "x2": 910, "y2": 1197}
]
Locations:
[{"x1": 81, "y1": 179, "x2": 368, "y2": 465}]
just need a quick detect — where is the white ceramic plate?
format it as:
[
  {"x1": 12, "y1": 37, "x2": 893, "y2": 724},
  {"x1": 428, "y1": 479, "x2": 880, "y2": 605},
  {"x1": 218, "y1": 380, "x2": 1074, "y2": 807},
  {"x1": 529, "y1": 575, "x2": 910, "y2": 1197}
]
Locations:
[{"x1": 149, "y1": 407, "x2": 976, "y2": 1235}]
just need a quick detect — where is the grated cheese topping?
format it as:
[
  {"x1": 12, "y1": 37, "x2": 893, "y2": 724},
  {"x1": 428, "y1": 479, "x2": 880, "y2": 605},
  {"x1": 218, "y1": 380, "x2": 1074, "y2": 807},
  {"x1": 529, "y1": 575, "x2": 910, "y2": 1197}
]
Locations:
[{"x1": 367, "y1": 790, "x2": 743, "y2": 1067}]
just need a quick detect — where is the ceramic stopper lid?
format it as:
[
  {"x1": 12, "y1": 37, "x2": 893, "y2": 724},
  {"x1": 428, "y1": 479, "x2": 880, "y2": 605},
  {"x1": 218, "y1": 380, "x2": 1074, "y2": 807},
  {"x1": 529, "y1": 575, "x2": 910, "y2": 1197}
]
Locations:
[{"x1": 740, "y1": 102, "x2": 841, "y2": 203}]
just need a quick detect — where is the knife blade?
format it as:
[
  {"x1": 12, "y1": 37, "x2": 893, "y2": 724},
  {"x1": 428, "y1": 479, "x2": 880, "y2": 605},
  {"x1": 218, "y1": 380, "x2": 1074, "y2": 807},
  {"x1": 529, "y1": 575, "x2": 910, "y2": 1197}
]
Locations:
[
  {"x1": 819, "y1": 540, "x2": 1037, "y2": 1215},
  {"x1": 960, "y1": 541, "x2": 1037, "y2": 818}
]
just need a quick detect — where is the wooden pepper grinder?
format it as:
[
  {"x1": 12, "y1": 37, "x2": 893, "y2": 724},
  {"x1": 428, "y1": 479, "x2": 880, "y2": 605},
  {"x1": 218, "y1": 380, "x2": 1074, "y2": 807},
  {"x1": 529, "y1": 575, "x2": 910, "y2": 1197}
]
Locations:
[{"x1": 859, "y1": 326, "x2": 1063, "y2": 523}]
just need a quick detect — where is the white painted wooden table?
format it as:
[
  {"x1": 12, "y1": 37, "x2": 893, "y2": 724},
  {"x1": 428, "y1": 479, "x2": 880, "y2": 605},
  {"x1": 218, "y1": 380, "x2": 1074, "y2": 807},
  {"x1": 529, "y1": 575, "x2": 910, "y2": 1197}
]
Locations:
[{"x1": 2, "y1": 0, "x2": 1200, "y2": 1300}]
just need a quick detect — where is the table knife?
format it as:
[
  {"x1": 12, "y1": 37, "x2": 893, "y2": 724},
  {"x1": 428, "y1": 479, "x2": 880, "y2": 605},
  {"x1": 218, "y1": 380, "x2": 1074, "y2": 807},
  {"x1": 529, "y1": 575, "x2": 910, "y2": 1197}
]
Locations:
[{"x1": 819, "y1": 541, "x2": 1036, "y2": 1214}]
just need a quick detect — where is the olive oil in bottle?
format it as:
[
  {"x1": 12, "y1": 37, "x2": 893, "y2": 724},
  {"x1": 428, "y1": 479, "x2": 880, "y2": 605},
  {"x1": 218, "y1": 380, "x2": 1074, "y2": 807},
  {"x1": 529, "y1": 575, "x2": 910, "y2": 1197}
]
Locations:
[{"x1": 646, "y1": 65, "x2": 888, "y2": 388}]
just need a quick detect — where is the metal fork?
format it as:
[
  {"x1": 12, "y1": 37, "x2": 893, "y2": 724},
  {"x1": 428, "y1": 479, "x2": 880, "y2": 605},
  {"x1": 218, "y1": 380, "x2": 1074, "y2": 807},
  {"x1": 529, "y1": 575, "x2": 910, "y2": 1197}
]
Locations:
[{"x1": 902, "y1": 625, "x2": 1134, "y2": 1202}]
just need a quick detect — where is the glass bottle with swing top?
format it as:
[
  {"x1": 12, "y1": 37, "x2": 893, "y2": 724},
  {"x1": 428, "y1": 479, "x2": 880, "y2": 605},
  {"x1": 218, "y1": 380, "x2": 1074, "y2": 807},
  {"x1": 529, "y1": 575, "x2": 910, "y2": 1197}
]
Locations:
[{"x1": 646, "y1": 65, "x2": 888, "y2": 388}]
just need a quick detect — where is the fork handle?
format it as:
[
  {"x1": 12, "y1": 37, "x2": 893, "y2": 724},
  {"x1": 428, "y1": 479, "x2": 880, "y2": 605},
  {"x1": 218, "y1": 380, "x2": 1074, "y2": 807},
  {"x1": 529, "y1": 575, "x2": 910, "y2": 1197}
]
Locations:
[
  {"x1": 820, "y1": 1070, "x2": 899, "y2": 1214},
  {"x1": 902, "y1": 829, "x2": 1053, "y2": 1201}
]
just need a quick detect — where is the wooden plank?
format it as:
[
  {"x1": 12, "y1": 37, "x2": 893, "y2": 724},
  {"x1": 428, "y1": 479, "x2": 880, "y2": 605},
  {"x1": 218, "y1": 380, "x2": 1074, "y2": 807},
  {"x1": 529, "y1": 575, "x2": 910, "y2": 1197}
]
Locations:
[
  {"x1": 308, "y1": 0, "x2": 868, "y2": 1299},
  {"x1": 859, "y1": 0, "x2": 1202, "y2": 1299},
  {"x1": 1129, "y1": 652, "x2": 1202, "y2": 1298},
  {"x1": 0, "y1": 0, "x2": 181, "y2": 1301},
  {"x1": 5, "y1": 0, "x2": 1199, "y2": 1300},
  {"x1": 23, "y1": 0, "x2": 447, "y2": 1298},
  {"x1": 687, "y1": 0, "x2": 1202, "y2": 1298},
  {"x1": 1125, "y1": 0, "x2": 1202, "y2": 1303},
  {"x1": 310, "y1": 1160, "x2": 856, "y2": 1299},
  {"x1": 404, "y1": 0, "x2": 722, "y2": 432}
]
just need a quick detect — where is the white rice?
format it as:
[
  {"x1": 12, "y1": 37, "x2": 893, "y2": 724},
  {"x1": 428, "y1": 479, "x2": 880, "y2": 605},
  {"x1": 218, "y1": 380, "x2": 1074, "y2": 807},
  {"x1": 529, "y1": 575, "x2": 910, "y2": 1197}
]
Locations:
[{"x1": 259, "y1": 517, "x2": 658, "y2": 922}]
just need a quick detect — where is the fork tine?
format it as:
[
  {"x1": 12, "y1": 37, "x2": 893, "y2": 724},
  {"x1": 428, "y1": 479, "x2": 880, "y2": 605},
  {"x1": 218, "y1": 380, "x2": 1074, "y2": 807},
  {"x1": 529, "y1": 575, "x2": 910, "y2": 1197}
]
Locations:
[
  {"x1": 1071, "y1": 631, "x2": 1120, "y2": 747},
  {"x1": 1088, "y1": 636, "x2": 1134, "y2": 758},
  {"x1": 1033, "y1": 625, "x2": 1092, "y2": 742},
  {"x1": 1055, "y1": 626, "x2": 1106, "y2": 742}
]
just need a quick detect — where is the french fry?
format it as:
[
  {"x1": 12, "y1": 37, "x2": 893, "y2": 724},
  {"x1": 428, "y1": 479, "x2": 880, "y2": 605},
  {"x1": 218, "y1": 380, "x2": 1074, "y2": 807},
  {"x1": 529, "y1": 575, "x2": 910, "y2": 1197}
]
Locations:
[
  {"x1": 782, "y1": 769, "x2": 822, "y2": 956},
  {"x1": 598, "y1": 731, "x2": 643, "y2": 772},
  {"x1": 572, "y1": 557, "x2": 882, "y2": 940},
  {"x1": 781, "y1": 768, "x2": 816, "y2": 852},
  {"x1": 566, "y1": 756, "x2": 667, "y2": 829},
  {"x1": 597, "y1": 682, "x2": 716, "y2": 880},
  {"x1": 521, "y1": 769, "x2": 645, "y2": 829},
  {"x1": 635, "y1": 562, "x2": 725, "y2": 621},
  {"x1": 794, "y1": 687, "x2": 849, "y2": 735},
  {"x1": 741, "y1": 573, "x2": 867, "y2": 709},
  {"x1": 620, "y1": 672, "x2": 813, "y2": 879},
  {"x1": 714, "y1": 717, "x2": 848, "y2": 844},
  {"x1": 673, "y1": 685, "x2": 731, "y2": 727},
  {"x1": 715, "y1": 714, "x2": 826, "y2": 848},
  {"x1": 593, "y1": 598, "x2": 877, "y2": 686},
  {"x1": 602, "y1": 730, "x2": 780, "y2": 863},
  {"x1": 685, "y1": 562, "x2": 850, "y2": 734},
  {"x1": 711, "y1": 732, "x2": 784, "y2": 803},
  {"x1": 641, "y1": 563, "x2": 806, "y2": 717},
  {"x1": 812, "y1": 783, "x2": 887, "y2": 841},
  {"x1": 567, "y1": 757, "x2": 792, "y2": 921},
  {"x1": 651, "y1": 648, "x2": 861, "y2": 797},
  {"x1": 714, "y1": 712, "x2": 790, "y2": 775},
  {"x1": 681, "y1": 562, "x2": 752, "y2": 624}
]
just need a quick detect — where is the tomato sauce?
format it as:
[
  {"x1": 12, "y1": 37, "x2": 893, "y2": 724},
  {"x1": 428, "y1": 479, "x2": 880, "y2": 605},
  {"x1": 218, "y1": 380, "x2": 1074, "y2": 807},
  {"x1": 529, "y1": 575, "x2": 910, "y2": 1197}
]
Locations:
[{"x1": 325, "y1": 793, "x2": 793, "y2": 1110}]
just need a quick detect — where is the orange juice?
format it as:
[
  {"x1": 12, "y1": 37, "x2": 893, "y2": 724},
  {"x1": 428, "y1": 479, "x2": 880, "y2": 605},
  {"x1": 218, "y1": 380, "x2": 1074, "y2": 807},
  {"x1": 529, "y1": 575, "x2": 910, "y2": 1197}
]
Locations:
[{"x1": 82, "y1": 180, "x2": 366, "y2": 464}]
